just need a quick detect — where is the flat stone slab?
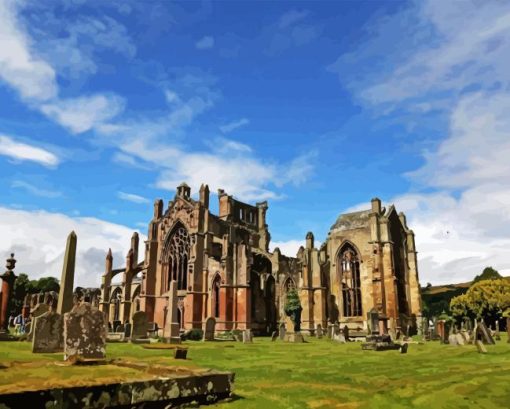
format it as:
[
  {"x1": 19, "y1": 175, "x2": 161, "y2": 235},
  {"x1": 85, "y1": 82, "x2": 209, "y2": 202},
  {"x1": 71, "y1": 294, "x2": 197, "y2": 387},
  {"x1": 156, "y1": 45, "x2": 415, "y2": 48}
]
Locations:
[
  {"x1": 0, "y1": 360, "x2": 234, "y2": 408},
  {"x1": 362, "y1": 342, "x2": 401, "y2": 351}
]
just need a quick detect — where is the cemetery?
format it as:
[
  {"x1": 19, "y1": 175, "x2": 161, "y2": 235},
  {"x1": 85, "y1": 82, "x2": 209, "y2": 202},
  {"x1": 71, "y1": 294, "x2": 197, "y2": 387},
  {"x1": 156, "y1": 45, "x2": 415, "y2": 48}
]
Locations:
[{"x1": 0, "y1": 224, "x2": 509, "y2": 407}]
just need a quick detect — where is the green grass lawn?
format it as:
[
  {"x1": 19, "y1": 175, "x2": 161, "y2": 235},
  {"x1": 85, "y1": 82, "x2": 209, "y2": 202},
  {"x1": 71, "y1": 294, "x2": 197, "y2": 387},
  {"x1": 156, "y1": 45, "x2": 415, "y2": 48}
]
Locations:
[{"x1": 1, "y1": 336, "x2": 509, "y2": 409}]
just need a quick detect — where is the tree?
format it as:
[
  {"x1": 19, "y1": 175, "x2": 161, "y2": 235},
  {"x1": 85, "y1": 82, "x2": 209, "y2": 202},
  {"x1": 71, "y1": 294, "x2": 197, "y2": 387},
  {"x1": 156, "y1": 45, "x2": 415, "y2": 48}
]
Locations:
[
  {"x1": 9, "y1": 274, "x2": 60, "y2": 315},
  {"x1": 450, "y1": 278, "x2": 510, "y2": 326},
  {"x1": 473, "y1": 266, "x2": 501, "y2": 283},
  {"x1": 11, "y1": 273, "x2": 30, "y2": 315},
  {"x1": 284, "y1": 289, "x2": 302, "y2": 332},
  {"x1": 30, "y1": 276, "x2": 60, "y2": 293}
]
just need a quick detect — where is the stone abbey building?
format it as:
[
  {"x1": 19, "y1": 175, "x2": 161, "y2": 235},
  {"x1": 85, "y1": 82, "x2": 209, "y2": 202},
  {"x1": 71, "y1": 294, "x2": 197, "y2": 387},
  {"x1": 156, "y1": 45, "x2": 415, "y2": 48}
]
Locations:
[{"x1": 100, "y1": 183, "x2": 422, "y2": 335}]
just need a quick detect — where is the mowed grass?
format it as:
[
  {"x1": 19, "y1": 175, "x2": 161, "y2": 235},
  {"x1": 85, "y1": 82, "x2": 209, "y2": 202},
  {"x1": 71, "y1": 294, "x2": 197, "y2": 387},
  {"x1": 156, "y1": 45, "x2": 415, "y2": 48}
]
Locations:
[{"x1": 1, "y1": 335, "x2": 509, "y2": 409}]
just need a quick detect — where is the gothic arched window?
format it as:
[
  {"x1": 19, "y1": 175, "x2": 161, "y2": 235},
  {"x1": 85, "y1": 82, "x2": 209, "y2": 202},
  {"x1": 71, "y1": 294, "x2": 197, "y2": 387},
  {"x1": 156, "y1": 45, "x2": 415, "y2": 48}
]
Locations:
[
  {"x1": 163, "y1": 224, "x2": 191, "y2": 291},
  {"x1": 339, "y1": 244, "x2": 362, "y2": 317}
]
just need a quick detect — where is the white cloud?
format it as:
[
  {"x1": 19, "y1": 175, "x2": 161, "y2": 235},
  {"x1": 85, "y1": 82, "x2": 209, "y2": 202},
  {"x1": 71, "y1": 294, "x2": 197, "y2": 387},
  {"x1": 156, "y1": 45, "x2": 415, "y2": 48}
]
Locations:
[
  {"x1": 117, "y1": 191, "x2": 150, "y2": 204},
  {"x1": 0, "y1": 2, "x2": 125, "y2": 133},
  {"x1": 195, "y1": 36, "x2": 214, "y2": 50},
  {"x1": 219, "y1": 118, "x2": 250, "y2": 134},
  {"x1": 40, "y1": 94, "x2": 125, "y2": 134},
  {"x1": 266, "y1": 9, "x2": 321, "y2": 55},
  {"x1": 0, "y1": 207, "x2": 145, "y2": 287},
  {"x1": 11, "y1": 180, "x2": 61, "y2": 198},
  {"x1": 0, "y1": 134, "x2": 59, "y2": 167},
  {"x1": 278, "y1": 10, "x2": 309, "y2": 29},
  {"x1": 164, "y1": 89, "x2": 181, "y2": 105},
  {"x1": 270, "y1": 240, "x2": 303, "y2": 258},
  {"x1": 331, "y1": 1, "x2": 510, "y2": 109},
  {"x1": 0, "y1": 0, "x2": 57, "y2": 101},
  {"x1": 270, "y1": 238, "x2": 322, "y2": 258}
]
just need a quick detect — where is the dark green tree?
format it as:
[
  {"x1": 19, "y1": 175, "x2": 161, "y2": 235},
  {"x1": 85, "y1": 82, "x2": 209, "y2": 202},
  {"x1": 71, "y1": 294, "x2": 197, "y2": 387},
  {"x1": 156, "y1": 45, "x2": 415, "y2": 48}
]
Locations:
[
  {"x1": 284, "y1": 289, "x2": 302, "y2": 332},
  {"x1": 9, "y1": 274, "x2": 60, "y2": 315},
  {"x1": 473, "y1": 266, "x2": 501, "y2": 283}
]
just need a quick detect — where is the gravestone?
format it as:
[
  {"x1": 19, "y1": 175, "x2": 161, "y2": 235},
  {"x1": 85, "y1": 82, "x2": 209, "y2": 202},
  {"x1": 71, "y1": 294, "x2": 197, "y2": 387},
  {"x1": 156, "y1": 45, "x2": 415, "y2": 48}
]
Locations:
[
  {"x1": 333, "y1": 322, "x2": 340, "y2": 336},
  {"x1": 163, "y1": 281, "x2": 181, "y2": 343},
  {"x1": 342, "y1": 325, "x2": 350, "y2": 342},
  {"x1": 243, "y1": 329, "x2": 253, "y2": 343},
  {"x1": 400, "y1": 343, "x2": 408, "y2": 354},
  {"x1": 203, "y1": 317, "x2": 216, "y2": 341},
  {"x1": 271, "y1": 331, "x2": 278, "y2": 342},
  {"x1": 475, "y1": 321, "x2": 495, "y2": 345},
  {"x1": 456, "y1": 333, "x2": 466, "y2": 346},
  {"x1": 327, "y1": 324, "x2": 334, "y2": 339},
  {"x1": 174, "y1": 348, "x2": 187, "y2": 360},
  {"x1": 124, "y1": 322, "x2": 132, "y2": 338},
  {"x1": 64, "y1": 303, "x2": 106, "y2": 362},
  {"x1": 32, "y1": 311, "x2": 63, "y2": 353},
  {"x1": 448, "y1": 334, "x2": 459, "y2": 346},
  {"x1": 367, "y1": 309, "x2": 379, "y2": 335},
  {"x1": 24, "y1": 304, "x2": 50, "y2": 342},
  {"x1": 57, "y1": 231, "x2": 77, "y2": 316},
  {"x1": 115, "y1": 323, "x2": 125, "y2": 333},
  {"x1": 494, "y1": 321, "x2": 501, "y2": 341},
  {"x1": 316, "y1": 324, "x2": 323, "y2": 339},
  {"x1": 475, "y1": 340, "x2": 487, "y2": 354},
  {"x1": 279, "y1": 323, "x2": 286, "y2": 340},
  {"x1": 112, "y1": 320, "x2": 121, "y2": 332},
  {"x1": 131, "y1": 311, "x2": 148, "y2": 340}
]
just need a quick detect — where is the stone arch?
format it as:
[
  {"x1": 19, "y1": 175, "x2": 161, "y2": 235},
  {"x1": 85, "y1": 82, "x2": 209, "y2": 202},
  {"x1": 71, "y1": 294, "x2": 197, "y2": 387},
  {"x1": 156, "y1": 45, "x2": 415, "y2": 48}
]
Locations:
[{"x1": 337, "y1": 242, "x2": 362, "y2": 318}]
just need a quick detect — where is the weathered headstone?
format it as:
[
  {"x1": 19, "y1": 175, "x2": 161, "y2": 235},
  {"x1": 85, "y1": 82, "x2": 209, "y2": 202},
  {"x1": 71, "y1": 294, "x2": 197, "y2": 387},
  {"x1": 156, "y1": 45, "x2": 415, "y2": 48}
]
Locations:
[
  {"x1": 271, "y1": 331, "x2": 278, "y2": 341},
  {"x1": 400, "y1": 343, "x2": 409, "y2": 354},
  {"x1": 64, "y1": 303, "x2": 106, "y2": 362},
  {"x1": 327, "y1": 324, "x2": 333, "y2": 339},
  {"x1": 279, "y1": 323, "x2": 286, "y2": 340},
  {"x1": 112, "y1": 320, "x2": 121, "y2": 333},
  {"x1": 242, "y1": 329, "x2": 253, "y2": 343},
  {"x1": 131, "y1": 311, "x2": 149, "y2": 340},
  {"x1": 163, "y1": 281, "x2": 181, "y2": 343},
  {"x1": 203, "y1": 317, "x2": 216, "y2": 341},
  {"x1": 24, "y1": 303, "x2": 50, "y2": 342},
  {"x1": 316, "y1": 324, "x2": 323, "y2": 339},
  {"x1": 124, "y1": 322, "x2": 132, "y2": 338},
  {"x1": 448, "y1": 334, "x2": 459, "y2": 346},
  {"x1": 174, "y1": 348, "x2": 188, "y2": 360},
  {"x1": 32, "y1": 311, "x2": 63, "y2": 353},
  {"x1": 333, "y1": 322, "x2": 340, "y2": 336},
  {"x1": 57, "y1": 231, "x2": 77, "y2": 316},
  {"x1": 456, "y1": 333, "x2": 466, "y2": 346},
  {"x1": 342, "y1": 325, "x2": 350, "y2": 342},
  {"x1": 475, "y1": 340, "x2": 487, "y2": 354},
  {"x1": 115, "y1": 323, "x2": 125, "y2": 333}
]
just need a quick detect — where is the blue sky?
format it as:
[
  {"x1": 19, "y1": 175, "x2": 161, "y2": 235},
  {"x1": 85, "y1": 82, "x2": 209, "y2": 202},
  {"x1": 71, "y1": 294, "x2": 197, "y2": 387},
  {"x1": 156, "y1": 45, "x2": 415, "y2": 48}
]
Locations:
[{"x1": 1, "y1": 0, "x2": 510, "y2": 286}]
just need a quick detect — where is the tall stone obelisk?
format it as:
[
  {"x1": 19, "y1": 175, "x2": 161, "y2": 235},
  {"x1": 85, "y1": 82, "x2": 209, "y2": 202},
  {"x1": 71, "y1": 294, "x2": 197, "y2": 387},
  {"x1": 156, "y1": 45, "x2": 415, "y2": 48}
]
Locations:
[{"x1": 57, "y1": 231, "x2": 77, "y2": 315}]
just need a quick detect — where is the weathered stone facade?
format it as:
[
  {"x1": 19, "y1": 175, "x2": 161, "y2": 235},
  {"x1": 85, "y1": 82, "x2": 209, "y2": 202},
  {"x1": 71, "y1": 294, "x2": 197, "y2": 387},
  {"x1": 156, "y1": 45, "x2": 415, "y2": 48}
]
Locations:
[{"x1": 100, "y1": 183, "x2": 421, "y2": 335}]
